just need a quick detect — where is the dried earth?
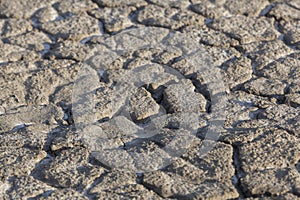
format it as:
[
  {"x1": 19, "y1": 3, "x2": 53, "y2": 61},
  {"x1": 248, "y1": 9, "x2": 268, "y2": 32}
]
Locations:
[{"x1": 0, "y1": 0, "x2": 300, "y2": 199}]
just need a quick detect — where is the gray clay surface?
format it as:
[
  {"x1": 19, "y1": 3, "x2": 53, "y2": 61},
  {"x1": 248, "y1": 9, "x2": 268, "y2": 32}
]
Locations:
[{"x1": 0, "y1": 0, "x2": 300, "y2": 199}]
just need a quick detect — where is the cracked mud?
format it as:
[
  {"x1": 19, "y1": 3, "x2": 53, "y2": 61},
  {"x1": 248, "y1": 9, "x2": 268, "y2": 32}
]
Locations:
[{"x1": 0, "y1": 0, "x2": 300, "y2": 199}]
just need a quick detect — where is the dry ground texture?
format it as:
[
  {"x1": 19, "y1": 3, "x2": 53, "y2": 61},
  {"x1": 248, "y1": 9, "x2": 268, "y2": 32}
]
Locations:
[{"x1": 0, "y1": 0, "x2": 300, "y2": 199}]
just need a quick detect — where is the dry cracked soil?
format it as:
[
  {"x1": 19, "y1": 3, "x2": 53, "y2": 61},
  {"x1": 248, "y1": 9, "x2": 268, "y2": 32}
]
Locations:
[{"x1": 0, "y1": 0, "x2": 300, "y2": 199}]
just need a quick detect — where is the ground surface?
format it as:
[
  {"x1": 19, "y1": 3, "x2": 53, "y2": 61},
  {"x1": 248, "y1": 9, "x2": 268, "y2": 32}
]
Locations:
[{"x1": 0, "y1": 0, "x2": 300, "y2": 199}]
